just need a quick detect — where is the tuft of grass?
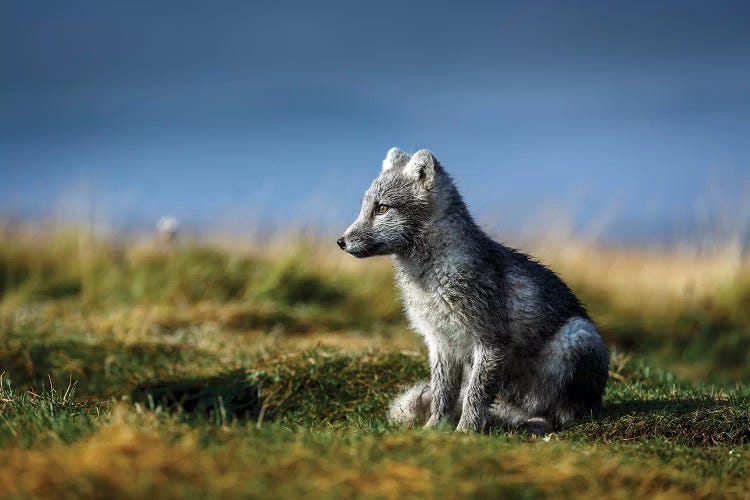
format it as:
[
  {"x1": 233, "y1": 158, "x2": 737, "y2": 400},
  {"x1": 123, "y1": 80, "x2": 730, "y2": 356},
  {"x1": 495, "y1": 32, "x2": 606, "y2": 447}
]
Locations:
[{"x1": 0, "y1": 377, "x2": 105, "y2": 448}]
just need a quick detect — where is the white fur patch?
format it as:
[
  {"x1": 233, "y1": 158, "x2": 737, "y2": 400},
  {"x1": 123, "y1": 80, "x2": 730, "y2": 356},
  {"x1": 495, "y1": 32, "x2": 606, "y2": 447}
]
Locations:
[
  {"x1": 542, "y1": 316, "x2": 603, "y2": 383},
  {"x1": 382, "y1": 147, "x2": 411, "y2": 172},
  {"x1": 401, "y1": 280, "x2": 474, "y2": 364},
  {"x1": 388, "y1": 382, "x2": 430, "y2": 425},
  {"x1": 557, "y1": 317, "x2": 601, "y2": 350}
]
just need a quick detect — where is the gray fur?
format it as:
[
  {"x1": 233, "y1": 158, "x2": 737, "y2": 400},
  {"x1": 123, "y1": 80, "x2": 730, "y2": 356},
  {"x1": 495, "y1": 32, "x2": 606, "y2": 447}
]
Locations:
[{"x1": 339, "y1": 148, "x2": 609, "y2": 433}]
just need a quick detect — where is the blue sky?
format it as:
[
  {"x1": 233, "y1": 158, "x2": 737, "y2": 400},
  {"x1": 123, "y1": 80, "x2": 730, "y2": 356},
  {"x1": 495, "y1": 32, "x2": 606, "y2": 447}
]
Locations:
[{"x1": 2, "y1": 1, "x2": 749, "y2": 242}]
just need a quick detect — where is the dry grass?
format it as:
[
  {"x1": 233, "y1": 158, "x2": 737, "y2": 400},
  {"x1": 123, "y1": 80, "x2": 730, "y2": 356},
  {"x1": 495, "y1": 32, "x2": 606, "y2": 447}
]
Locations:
[
  {"x1": 536, "y1": 240, "x2": 749, "y2": 313},
  {"x1": 0, "y1": 417, "x2": 739, "y2": 499}
]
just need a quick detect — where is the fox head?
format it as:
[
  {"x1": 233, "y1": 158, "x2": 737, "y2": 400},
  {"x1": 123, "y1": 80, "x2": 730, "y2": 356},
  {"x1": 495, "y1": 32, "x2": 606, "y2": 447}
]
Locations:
[{"x1": 337, "y1": 147, "x2": 453, "y2": 258}]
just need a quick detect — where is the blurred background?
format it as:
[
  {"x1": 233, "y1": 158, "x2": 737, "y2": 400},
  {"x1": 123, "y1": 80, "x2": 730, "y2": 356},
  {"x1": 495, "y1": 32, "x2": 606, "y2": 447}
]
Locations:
[
  {"x1": 3, "y1": 5, "x2": 750, "y2": 496},
  {"x1": 2, "y1": 0, "x2": 749, "y2": 246},
  {"x1": 1, "y1": 1, "x2": 750, "y2": 383}
]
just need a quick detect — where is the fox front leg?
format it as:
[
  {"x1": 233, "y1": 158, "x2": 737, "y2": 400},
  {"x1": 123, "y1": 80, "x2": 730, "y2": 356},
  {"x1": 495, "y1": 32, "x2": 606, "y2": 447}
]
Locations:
[
  {"x1": 456, "y1": 346, "x2": 503, "y2": 433},
  {"x1": 424, "y1": 350, "x2": 463, "y2": 429}
]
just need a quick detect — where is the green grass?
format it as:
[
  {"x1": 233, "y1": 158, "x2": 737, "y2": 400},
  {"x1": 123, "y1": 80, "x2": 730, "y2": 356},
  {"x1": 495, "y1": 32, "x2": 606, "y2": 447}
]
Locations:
[{"x1": 1, "y1": 236, "x2": 750, "y2": 497}]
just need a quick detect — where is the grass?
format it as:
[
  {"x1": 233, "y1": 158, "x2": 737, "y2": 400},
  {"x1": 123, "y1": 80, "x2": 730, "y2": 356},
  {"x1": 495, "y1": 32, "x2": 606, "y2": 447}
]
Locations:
[{"x1": 1, "y1": 230, "x2": 749, "y2": 498}]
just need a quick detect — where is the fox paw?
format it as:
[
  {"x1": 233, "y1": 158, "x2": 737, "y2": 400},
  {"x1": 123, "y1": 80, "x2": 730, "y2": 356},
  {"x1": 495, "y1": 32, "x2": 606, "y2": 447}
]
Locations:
[
  {"x1": 424, "y1": 415, "x2": 454, "y2": 430},
  {"x1": 525, "y1": 417, "x2": 553, "y2": 435}
]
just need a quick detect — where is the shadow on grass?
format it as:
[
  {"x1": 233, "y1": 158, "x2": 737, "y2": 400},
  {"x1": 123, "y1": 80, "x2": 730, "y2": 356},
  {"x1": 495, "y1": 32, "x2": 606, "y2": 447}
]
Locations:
[
  {"x1": 1, "y1": 338, "x2": 221, "y2": 397},
  {"x1": 569, "y1": 397, "x2": 750, "y2": 447},
  {"x1": 128, "y1": 352, "x2": 750, "y2": 446},
  {"x1": 130, "y1": 351, "x2": 429, "y2": 427},
  {"x1": 133, "y1": 377, "x2": 750, "y2": 448},
  {"x1": 131, "y1": 370, "x2": 262, "y2": 422}
]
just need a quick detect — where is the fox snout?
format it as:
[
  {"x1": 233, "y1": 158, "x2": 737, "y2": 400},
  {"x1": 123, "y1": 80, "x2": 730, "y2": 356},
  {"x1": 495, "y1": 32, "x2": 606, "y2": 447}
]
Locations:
[
  {"x1": 337, "y1": 227, "x2": 375, "y2": 258},
  {"x1": 337, "y1": 220, "x2": 363, "y2": 255},
  {"x1": 337, "y1": 233, "x2": 357, "y2": 254},
  {"x1": 337, "y1": 233, "x2": 362, "y2": 254}
]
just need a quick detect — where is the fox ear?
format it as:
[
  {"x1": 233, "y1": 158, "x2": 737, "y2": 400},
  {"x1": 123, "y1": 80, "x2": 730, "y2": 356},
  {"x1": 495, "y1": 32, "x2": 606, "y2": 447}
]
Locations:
[
  {"x1": 382, "y1": 147, "x2": 411, "y2": 172},
  {"x1": 403, "y1": 149, "x2": 436, "y2": 188}
]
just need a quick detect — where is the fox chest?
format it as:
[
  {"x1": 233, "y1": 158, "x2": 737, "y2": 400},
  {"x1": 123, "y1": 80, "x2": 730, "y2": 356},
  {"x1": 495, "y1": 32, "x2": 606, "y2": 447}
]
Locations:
[{"x1": 398, "y1": 279, "x2": 474, "y2": 360}]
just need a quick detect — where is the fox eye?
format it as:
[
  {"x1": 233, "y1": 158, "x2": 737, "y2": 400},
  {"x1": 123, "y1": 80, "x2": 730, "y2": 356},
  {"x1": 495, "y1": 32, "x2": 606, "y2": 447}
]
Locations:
[{"x1": 374, "y1": 204, "x2": 390, "y2": 216}]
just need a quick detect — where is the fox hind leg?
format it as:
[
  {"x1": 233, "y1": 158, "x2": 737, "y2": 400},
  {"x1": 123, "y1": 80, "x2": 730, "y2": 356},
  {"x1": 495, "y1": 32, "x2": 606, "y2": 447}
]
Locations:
[
  {"x1": 389, "y1": 381, "x2": 466, "y2": 427},
  {"x1": 388, "y1": 382, "x2": 432, "y2": 426},
  {"x1": 486, "y1": 399, "x2": 554, "y2": 435}
]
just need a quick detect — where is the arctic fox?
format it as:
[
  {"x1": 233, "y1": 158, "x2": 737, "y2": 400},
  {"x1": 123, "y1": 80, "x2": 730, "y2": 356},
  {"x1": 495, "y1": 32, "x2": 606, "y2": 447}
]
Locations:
[{"x1": 337, "y1": 148, "x2": 609, "y2": 434}]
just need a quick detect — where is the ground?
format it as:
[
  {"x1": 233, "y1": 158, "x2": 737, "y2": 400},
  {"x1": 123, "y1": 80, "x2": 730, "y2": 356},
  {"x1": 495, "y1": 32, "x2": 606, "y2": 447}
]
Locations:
[{"x1": 1, "y1": 231, "x2": 749, "y2": 498}]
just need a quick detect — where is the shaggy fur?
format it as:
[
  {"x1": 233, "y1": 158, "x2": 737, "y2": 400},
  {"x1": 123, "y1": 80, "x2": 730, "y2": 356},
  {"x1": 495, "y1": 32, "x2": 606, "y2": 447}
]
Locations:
[{"x1": 338, "y1": 148, "x2": 609, "y2": 433}]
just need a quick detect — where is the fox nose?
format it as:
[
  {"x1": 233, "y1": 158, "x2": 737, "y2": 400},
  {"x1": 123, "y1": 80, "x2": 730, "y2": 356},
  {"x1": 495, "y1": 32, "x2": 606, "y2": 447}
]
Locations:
[{"x1": 336, "y1": 237, "x2": 346, "y2": 250}]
